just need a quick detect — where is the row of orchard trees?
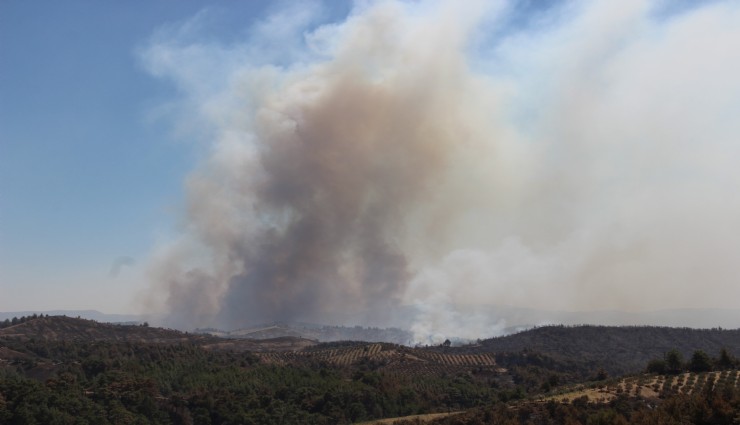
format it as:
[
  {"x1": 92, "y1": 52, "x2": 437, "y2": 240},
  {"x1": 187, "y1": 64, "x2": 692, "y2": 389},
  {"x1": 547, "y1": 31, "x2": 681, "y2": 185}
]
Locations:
[{"x1": 647, "y1": 347, "x2": 737, "y2": 375}]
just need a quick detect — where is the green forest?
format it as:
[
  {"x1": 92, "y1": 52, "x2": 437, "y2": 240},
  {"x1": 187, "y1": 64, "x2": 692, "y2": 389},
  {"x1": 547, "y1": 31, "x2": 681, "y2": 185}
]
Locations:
[
  {"x1": 1, "y1": 316, "x2": 738, "y2": 424},
  {"x1": 1, "y1": 339, "x2": 498, "y2": 424}
]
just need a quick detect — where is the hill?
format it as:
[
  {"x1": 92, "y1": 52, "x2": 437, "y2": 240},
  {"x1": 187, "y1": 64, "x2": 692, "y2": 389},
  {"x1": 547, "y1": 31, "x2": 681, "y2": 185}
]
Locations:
[
  {"x1": 0, "y1": 321, "x2": 499, "y2": 424},
  {"x1": 475, "y1": 325, "x2": 740, "y2": 376},
  {"x1": 0, "y1": 315, "x2": 203, "y2": 344},
  {"x1": 2, "y1": 316, "x2": 739, "y2": 424},
  {"x1": 422, "y1": 370, "x2": 740, "y2": 425},
  {"x1": 0, "y1": 310, "x2": 143, "y2": 324},
  {"x1": 4, "y1": 317, "x2": 738, "y2": 378},
  {"x1": 0, "y1": 315, "x2": 320, "y2": 352}
]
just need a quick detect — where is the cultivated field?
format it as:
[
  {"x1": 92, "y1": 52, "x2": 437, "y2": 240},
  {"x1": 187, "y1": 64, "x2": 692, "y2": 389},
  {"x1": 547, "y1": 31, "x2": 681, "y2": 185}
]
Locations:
[
  {"x1": 541, "y1": 370, "x2": 740, "y2": 404},
  {"x1": 256, "y1": 342, "x2": 504, "y2": 379}
]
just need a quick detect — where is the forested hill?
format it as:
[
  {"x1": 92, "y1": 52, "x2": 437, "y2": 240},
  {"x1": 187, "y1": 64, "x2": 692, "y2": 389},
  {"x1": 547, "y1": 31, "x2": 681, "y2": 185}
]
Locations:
[
  {"x1": 3, "y1": 316, "x2": 739, "y2": 378},
  {"x1": 0, "y1": 315, "x2": 209, "y2": 344},
  {"x1": 478, "y1": 325, "x2": 740, "y2": 375}
]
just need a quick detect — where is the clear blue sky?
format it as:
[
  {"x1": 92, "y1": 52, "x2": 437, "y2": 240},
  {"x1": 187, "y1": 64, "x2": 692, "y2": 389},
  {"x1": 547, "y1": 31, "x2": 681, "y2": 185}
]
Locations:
[{"x1": 0, "y1": 1, "x2": 278, "y2": 311}]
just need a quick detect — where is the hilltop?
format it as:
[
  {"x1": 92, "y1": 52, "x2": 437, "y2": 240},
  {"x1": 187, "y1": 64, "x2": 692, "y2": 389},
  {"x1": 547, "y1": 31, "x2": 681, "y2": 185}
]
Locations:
[
  {"x1": 0, "y1": 315, "x2": 203, "y2": 344},
  {"x1": 0, "y1": 310, "x2": 142, "y2": 324},
  {"x1": 474, "y1": 325, "x2": 740, "y2": 376},
  {"x1": 0, "y1": 315, "x2": 322, "y2": 352}
]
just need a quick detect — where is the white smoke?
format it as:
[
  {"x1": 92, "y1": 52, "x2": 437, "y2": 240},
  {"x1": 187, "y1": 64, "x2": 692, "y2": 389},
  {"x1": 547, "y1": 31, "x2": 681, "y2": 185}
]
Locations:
[{"x1": 141, "y1": 0, "x2": 740, "y2": 342}]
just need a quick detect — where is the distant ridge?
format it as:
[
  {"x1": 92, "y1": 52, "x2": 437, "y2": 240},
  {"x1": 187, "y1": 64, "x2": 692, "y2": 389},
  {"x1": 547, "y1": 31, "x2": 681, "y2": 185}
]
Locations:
[
  {"x1": 203, "y1": 322, "x2": 413, "y2": 345},
  {"x1": 0, "y1": 315, "x2": 319, "y2": 352},
  {"x1": 456, "y1": 305, "x2": 740, "y2": 332},
  {"x1": 3, "y1": 307, "x2": 738, "y2": 341},
  {"x1": 0, "y1": 310, "x2": 143, "y2": 324},
  {"x1": 0, "y1": 315, "x2": 203, "y2": 343}
]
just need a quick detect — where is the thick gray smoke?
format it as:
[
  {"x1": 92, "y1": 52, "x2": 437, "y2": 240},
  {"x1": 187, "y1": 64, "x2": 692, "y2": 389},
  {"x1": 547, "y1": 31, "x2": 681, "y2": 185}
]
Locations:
[{"x1": 142, "y1": 0, "x2": 740, "y2": 341}]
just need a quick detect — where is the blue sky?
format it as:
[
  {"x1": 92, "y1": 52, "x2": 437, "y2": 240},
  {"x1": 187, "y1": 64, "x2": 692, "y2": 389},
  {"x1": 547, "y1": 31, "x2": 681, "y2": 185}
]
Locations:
[
  {"x1": 0, "y1": 1, "x2": 273, "y2": 311},
  {"x1": 2, "y1": 0, "x2": 740, "y2": 326}
]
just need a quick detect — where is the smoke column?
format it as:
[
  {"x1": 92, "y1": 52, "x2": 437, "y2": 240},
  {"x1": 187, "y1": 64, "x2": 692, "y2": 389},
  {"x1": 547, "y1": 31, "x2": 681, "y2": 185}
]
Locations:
[{"x1": 142, "y1": 0, "x2": 740, "y2": 341}]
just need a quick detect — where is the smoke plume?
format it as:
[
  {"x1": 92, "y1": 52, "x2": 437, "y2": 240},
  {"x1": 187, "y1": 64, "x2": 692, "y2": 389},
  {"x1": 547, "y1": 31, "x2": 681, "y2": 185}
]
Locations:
[{"x1": 142, "y1": 0, "x2": 740, "y2": 341}]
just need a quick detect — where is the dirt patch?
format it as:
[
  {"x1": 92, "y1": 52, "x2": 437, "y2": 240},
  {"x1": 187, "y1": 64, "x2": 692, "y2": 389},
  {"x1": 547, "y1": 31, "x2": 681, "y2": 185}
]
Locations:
[{"x1": 356, "y1": 411, "x2": 464, "y2": 424}]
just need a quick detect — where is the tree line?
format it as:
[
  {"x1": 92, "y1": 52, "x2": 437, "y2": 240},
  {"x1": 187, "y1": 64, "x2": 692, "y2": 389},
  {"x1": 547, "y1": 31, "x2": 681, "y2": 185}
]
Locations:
[
  {"x1": 0, "y1": 314, "x2": 46, "y2": 329},
  {"x1": 646, "y1": 348, "x2": 737, "y2": 375}
]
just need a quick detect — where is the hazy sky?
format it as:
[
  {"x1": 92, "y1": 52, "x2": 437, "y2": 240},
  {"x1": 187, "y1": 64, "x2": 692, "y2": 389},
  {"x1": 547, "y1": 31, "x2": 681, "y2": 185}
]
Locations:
[{"x1": 2, "y1": 0, "x2": 740, "y2": 327}]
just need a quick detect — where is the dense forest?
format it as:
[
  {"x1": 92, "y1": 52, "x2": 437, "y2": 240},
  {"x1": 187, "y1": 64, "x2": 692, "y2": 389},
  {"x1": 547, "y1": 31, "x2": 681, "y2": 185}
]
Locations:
[
  {"x1": 0, "y1": 316, "x2": 738, "y2": 424},
  {"x1": 478, "y1": 325, "x2": 740, "y2": 377},
  {"x1": 0, "y1": 339, "x2": 499, "y2": 424}
]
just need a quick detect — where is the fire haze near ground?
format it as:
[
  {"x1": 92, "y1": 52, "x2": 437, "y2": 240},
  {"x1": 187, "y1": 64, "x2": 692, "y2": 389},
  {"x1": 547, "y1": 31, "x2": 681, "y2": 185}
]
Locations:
[{"x1": 142, "y1": 0, "x2": 740, "y2": 343}]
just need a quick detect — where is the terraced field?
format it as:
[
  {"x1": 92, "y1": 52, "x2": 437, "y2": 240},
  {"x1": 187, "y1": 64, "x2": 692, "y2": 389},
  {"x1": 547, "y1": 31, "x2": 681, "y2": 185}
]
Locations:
[
  {"x1": 541, "y1": 369, "x2": 740, "y2": 404},
  {"x1": 256, "y1": 342, "x2": 503, "y2": 377}
]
